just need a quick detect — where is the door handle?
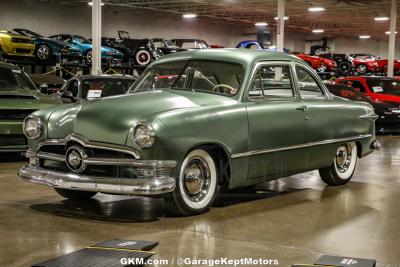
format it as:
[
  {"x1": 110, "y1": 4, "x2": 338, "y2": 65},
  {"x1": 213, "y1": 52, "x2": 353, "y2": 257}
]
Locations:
[{"x1": 296, "y1": 105, "x2": 307, "y2": 111}]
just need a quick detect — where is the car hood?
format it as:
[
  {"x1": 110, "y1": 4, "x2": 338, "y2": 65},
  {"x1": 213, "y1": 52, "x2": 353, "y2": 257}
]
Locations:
[
  {"x1": 0, "y1": 88, "x2": 60, "y2": 109},
  {"x1": 371, "y1": 92, "x2": 400, "y2": 102},
  {"x1": 46, "y1": 90, "x2": 238, "y2": 144},
  {"x1": 36, "y1": 37, "x2": 82, "y2": 52}
]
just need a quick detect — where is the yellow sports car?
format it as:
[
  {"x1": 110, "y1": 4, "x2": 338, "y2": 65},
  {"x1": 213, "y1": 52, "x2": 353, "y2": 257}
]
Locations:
[{"x1": 0, "y1": 30, "x2": 35, "y2": 59}]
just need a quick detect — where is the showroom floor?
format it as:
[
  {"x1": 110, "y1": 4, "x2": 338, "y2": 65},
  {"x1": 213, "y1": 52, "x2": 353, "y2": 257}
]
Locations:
[{"x1": 0, "y1": 136, "x2": 399, "y2": 267}]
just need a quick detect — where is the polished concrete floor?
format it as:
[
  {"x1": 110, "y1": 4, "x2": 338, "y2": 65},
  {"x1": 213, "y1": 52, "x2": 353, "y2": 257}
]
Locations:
[{"x1": 1, "y1": 136, "x2": 399, "y2": 267}]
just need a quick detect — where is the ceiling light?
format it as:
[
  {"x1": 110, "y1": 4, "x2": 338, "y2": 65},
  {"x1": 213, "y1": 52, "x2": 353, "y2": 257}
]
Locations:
[
  {"x1": 308, "y1": 7, "x2": 325, "y2": 12},
  {"x1": 312, "y1": 29, "x2": 324, "y2": 33},
  {"x1": 182, "y1": 13, "x2": 197, "y2": 18},
  {"x1": 359, "y1": 35, "x2": 371, "y2": 39},
  {"x1": 385, "y1": 31, "x2": 398, "y2": 34},
  {"x1": 255, "y1": 22, "x2": 268, "y2": 26},
  {"x1": 274, "y1": 16, "x2": 289, "y2": 20},
  {"x1": 374, "y1": 16, "x2": 389, "y2": 21},
  {"x1": 88, "y1": 1, "x2": 105, "y2": 6}
]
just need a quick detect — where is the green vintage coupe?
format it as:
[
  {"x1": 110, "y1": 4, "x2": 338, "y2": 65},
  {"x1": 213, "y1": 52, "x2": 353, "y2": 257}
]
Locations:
[
  {"x1": 0, "y1": 62, "x2": 60, "y2": 152},
  {"x1": 19, "y1": 49, "x2": 380, "y2": 216}
]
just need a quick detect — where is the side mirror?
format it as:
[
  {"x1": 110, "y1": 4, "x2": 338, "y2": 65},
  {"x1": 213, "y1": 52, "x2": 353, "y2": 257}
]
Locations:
[
  {"x1": 39, "y1": 83, "x2": 48, "y2": 94},
  {"x1": 60, "y1": 91, "x2": 75, "y2": 102}
]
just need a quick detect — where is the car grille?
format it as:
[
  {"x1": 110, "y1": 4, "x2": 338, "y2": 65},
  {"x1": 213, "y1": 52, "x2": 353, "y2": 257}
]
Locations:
[
  {"x1": 39, "y1": 144, "x2": 139, "y2": 179},
  {"x1": 15, "y1": 48, "x2": 32, "y2": 53},
  {"x1": 0, "y1": 109, "x2": 37, "y2": 120},
  {"x1": 0, "y1": 135, "x2": 27, "y2": 146},
  {"x1": 12, "y1": 37, "x2": 34, "y2": 44}
]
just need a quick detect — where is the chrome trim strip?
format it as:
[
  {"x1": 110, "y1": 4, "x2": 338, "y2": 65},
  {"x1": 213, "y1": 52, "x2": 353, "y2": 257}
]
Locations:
[
  {"x1": 18, "y1": 166, "x2": 176, "y2": 195},
  {"x1": 231, "y1": 134, "x2": 372, "y2": 159},
  {"x1": 359, "y1": 113, "x2": 379, "y2": 121},
  {"x1": 36, "y1": 133, "x2": 140, "y2": 159},
  {"x1": 27, "y1": 150, "x2": 177, "y2": 168}
]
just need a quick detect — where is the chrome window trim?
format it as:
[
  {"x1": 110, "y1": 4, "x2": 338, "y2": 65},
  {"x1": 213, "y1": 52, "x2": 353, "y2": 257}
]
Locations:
[
  {"x1": 293, "y1": 63, "x2": 332, "y2": 101},
  {"x1": 230, "y1": 134, "x2": 372, "y2": 159},
  {"x1": 244, "y1": 61, "x2": 300, "y2": 102},
  {"x1": 36, "y1": 133, "x2": 140, "y2": 159}
]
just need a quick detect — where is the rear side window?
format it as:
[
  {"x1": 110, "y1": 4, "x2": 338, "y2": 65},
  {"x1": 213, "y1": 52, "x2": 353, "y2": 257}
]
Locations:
[
  {"x1": 296, "y1": 66, "x2": 324, "y2": 98},
  {"x1": 249, "y1": 65, "x2": 294, "y2": 99}
]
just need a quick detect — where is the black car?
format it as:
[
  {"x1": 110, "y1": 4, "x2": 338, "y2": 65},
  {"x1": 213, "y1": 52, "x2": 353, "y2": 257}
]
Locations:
[
  {"x1": 171, "y1": 39, "x2": 210, "y2": 49},
  {"x1": 13, "y1": 28, "x2": 83, "y2": 63},
  {"x1": 101, "y1": 31, "x2": 162, "y2": 66},
  {"x1": 151, "y1": 38, "x2": 186, "y2": 55},
  {"x1": 57, "y1": 74, "x2": 136, "y2": 103},
  {"x1": 29, "y1": 74, "x2": 66, "y2": 94},
  {"x1": 326, "y1": 83, "x2": 400, "y2": 133}
]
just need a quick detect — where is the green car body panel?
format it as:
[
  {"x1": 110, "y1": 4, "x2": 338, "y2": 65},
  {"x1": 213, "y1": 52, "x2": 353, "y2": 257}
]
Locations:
[
  {"x1": 20, "y1": 49, "x2": 377, "y2": 195},
  {"x1": 0, "y1": 62, "x2": 61, "y2": 151}
]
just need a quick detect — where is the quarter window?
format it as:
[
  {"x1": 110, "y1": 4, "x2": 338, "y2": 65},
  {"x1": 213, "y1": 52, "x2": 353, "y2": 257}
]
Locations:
[
  {"x1": 249, "y1": 65, "x2": 294, "y2": 98},
  {"x1": 296, "y1": 66, "x2": 324, "y2": 97}
]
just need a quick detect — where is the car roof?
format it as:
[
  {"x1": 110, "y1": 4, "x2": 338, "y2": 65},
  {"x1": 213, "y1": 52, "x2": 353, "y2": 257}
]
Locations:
[{"x1": 150, "y1": 48, "x2": 304, "y2": 67}]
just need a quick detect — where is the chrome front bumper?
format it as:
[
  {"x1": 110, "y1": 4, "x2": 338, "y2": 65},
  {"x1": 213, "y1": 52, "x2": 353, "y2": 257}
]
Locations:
[{"x1": 19, "y1": 165, "x2": 176, "y2": 195}]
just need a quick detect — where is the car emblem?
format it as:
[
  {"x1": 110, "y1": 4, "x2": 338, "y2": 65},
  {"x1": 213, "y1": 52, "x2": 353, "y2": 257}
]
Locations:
[{"x1": 65, "y1": 146, "x2": 87, "y2": 173}]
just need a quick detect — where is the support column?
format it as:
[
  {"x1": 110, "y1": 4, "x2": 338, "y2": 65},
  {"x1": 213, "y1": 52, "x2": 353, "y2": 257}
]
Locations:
[
  {"x1": 91, "y1": 0, "x2": 102, "y2": 75},
  {"x1": 276, "y1": 0, "x2": 286, "y2": 53},
  {"x1": 387, "y1": 0, "x2": 397, "y2": 77}
]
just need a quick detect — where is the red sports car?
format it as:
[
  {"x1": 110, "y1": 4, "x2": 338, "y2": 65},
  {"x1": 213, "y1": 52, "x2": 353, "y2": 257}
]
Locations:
[
  {"x1": 296, "y1": 53, "x2": 337, "y2": 73},
  {"x1": 350, "y1": 54, "x2": 400, "y2": 74},
  {"x1": 376, "y1": 59, "x2": 400, "y2": 74},
  {"x1": 334, "y1": 76, "x2": 400, "y2": 103},
  {"x1": 350, "y1": 55, "x2": 379, "y2": 74}
]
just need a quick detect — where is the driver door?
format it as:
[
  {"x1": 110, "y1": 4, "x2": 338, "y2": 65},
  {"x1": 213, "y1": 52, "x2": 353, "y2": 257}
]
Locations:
[{"x1": 244, "y1": 63, "x2": 310, "y2": 180}]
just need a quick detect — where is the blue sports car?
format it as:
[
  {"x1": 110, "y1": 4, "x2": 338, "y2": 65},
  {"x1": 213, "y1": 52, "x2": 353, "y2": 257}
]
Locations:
[
  {"x1": 236, "y1": 40, "x2": 291, "y2": 53},
  {"x1": 13, "y1": 28, "x2": 83, "y2": 63},
  {"x1": 48, "y1": 34, "x2": 124, "y2": 64}
]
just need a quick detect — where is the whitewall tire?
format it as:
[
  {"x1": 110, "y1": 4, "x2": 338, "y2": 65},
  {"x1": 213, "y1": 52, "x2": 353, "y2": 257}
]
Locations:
[{"x1": 319, "y1": 142, "x2": 358, "y2": 185}]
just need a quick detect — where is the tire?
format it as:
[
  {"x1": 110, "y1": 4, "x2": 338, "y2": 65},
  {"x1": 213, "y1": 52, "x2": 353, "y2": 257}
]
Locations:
[
  {"x1": 338, "y1": 61, "x2": 351, "y2": 75},
  {"x1": 318, "y1": 142, "x2": 358, "y2": 186},
  {"x1": 164, "y1": 149, "x2": 218, "y2": 216},
  {"x1": 85, "y1": 50, "x2": 92, "y2": 63},
  {"x1": 356, "y1": 64, "x2": 368, "y2": 74},
  {"x1": 35, "y1": 44, "x2": 52, "y2": 62},
  {"x1": 54, "y1": 188, "x2": 97, "y2": 201},
  {"x1": 317, "y1": 63, "x2": 327, "y2": 73},
  {"x1": 134, "y1": 49, "x2": 151, "y2": 66}
]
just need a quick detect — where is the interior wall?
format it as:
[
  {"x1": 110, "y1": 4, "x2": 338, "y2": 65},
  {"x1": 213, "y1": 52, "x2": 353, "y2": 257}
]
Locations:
[
  {"x1": 0, "y1": 0, "x2": 246, "y2": 47},
  {"x1": 0, "y1": 0, "x2": 398, "y2": 58}
]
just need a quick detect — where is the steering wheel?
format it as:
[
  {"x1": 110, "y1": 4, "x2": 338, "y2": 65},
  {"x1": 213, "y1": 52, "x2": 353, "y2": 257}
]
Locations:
[{"x1": 212, "y1": 84, "x2": 236, "y2": 94}]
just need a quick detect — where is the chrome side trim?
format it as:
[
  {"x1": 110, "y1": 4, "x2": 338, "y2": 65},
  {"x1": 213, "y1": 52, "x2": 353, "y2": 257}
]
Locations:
[
  {"x1": 231, "y1": 134, "x2": 372, "y2": 159},
  {"x1": 359, "y1": 113, "x2": 379, "y2": 121},
  {"x1": 26, "y1": 150, "x2": 176, "y2": 168},
  {"x1": 18, "y1": 166, "x2": 176, "y2": 195},
  {"x1": 36, "y1": 133, "x2": 140, "y2": 159}
]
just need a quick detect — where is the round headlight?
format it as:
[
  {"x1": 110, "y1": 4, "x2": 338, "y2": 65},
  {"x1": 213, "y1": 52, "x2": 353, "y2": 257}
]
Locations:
[
  {"x1": 133, "y1": 123, "x2": 156, "y2": 148},
  {"x1": 23, "y1": 115, "x2": 42, "y2": 140}
]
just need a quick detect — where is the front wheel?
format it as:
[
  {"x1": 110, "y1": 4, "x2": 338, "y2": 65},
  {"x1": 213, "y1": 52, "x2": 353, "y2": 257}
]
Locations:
[
  {"x1": 338, "y1": 61, "x2": 351, "y2": 75},
  {"x1": 54, "y1": 188, "x2": 97, "y2": 201},
  {"x1": 164, "y1": 149, "x2": 218, "y2": 216},
  {"x1": 356, "y1": 64, "x2": 368, "y2": 74},
  {"x1": 319, "y1": 142, "x2": 358, "y2": 185}
]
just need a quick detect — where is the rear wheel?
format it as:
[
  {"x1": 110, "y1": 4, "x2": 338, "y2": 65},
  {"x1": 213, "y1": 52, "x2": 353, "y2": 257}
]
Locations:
[
  {"x1": 54, "y1": 188, "x2": 97, "y2": 201},
  {"x1": 338, "y1": 61, "x2": 351, "y2": 75},
  {"x1": 318, "y1": 142, "x2": 358, "y2": 185},
  {"x1": 85, "y1": 50, "x2": 92, "y2": 63},
  {"x1": 35, "y1": 44, "x2": 52, "y2": 62},
  {"x1": 164, "y1": 149, "x2": 218, "y2": 216},
  {"x1": 356, "y1": 64, "x2": 368, "y2": 74}
]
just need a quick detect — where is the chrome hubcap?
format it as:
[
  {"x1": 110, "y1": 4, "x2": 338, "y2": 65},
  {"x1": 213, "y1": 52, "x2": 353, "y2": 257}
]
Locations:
[
  {"x1": 358, "y1": 65, "x2": 367, "y2": 73},
  {"x1": 183, "y1": 157, "x2": 211, "y2": 202},
  {"x1": 37, "y1": 47, "x2": 49, "y2": 60},
  {"x1": 335, "y1": 144, "x2": 352, "y2": 173},
  {"x1": 87, "y1": 51, "x2": 92, "y2": 62},
  {"x1": 318, "y1": 64, "x2": 327, "y2": 72}
]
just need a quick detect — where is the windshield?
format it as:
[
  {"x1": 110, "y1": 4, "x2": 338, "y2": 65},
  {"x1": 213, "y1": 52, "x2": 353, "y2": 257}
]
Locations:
[
  {"x1": 130, "y1": 60, "x2": 243, "y2": 96},
  {"x1": 366, "y1": 79, "x2": 400, "y2": 94},
  {"x1": 16, "y1": 29, "x2": 42, "y2": 38},
  {"x1": 74, "y1": 36, "x2": 91, "y2": 44},
  {"x1": 0, "y1": 67, "x2": 36, "y2": 90},
  {"x1": 82, "y1": 78, "x2": 135, "y2": 99}
]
